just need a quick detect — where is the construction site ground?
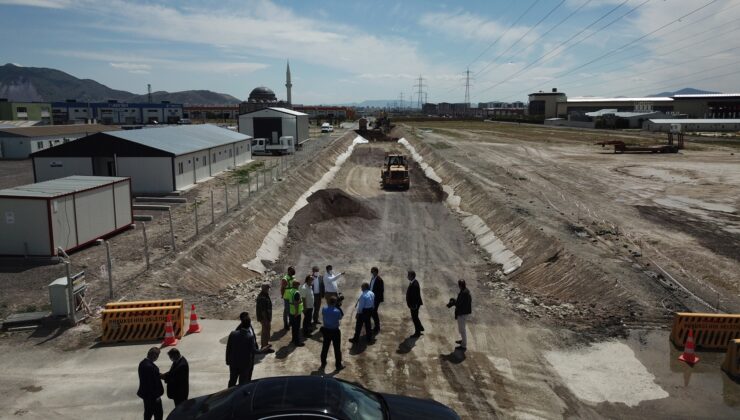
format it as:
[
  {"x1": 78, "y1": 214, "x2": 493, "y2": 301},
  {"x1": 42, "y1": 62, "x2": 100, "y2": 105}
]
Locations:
[{"x1": 0, "y1": 121, "x2": 738, "y2": 419}]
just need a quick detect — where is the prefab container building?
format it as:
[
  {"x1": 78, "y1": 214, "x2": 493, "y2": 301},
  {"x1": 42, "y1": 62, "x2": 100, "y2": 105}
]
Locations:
[
  {"x1": 0, "y1": 176, "x2": 133, "y2": 256},
  {"x1": 0, "y1": 124, "x2": 116, "y2": 159},
  {"x1": 30, "y1": 124, "x2": 252, "y2": 194},
  {"x1": 238, "y1": 107, "x2": 309, "y2": 144}
]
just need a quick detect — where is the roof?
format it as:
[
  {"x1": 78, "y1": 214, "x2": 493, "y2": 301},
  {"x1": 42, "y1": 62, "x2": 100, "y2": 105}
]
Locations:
[
  {"x1": 585, "y1": 109, "x2": 662, "y2": 118},
  {"x1": 104, "y1": 124, "x2": 250, "y2": 155},
  {"x1": 0, "y1": 176, "x2": 128, "y2": 198},
  {"x1": 568, "y1": 97, "x2": 674, "y2": 103},
  {"x1": 648, "y1": 119, "x2": 740, "y2": 124},
  {"x1": 672, "y1": 93, "x2": 740, "y2": 99},
  {"x1": 0, "y1": 124, "x2": 116, "y2": 138},
  {"x1": 0, "y1": 120, "x2": 42, "y2": 128},
  {"x1": 240, "y1": 107, "x2": 308, "y2": 117}
]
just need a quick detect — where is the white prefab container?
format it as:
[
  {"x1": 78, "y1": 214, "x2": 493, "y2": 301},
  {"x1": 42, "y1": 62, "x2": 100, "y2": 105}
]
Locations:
[{"x1": 0, "y1": 176, "x2": 133, "y2": 256}]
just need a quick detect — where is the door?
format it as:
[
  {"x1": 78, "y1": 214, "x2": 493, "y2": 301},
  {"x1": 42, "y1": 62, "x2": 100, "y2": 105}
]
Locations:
[{"x1": 106, "y1": 161, "x2": 115, "y2": 176}]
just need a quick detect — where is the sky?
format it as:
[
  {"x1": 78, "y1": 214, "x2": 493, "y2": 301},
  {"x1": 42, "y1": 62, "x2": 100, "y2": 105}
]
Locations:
[{"x1": 1, "y1": 0, "x2": 739, "y2": 105}]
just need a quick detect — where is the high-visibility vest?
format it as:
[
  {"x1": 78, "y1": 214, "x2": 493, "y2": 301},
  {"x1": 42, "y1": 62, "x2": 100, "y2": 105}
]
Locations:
[{"x1": 283, "y1": 287, "x2": 303, "y2": 315}]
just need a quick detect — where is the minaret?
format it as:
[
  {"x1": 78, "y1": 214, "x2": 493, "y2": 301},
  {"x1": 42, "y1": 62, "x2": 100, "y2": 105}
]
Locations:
[{"x1": 285, "y1": 60, "x2": 292, "y2": 106}]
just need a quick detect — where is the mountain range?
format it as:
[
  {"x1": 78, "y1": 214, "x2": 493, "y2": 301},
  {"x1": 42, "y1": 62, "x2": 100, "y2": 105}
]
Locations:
[
  {"x1": 0, "y1": 63, "x2": 242, "y2": 105},
  {"x1": 649, "y1": 87, "x2": 720, "y2": 97}
]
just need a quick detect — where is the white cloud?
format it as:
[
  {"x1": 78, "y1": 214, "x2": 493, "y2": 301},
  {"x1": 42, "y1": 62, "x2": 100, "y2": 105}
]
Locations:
[
  {"x1": 0, "y1": 0, "x2": 71, "y2": 8},
  {"x1": 418, "y1": 11, "x2": 537, "y2": 46},
  {"x1": 109, "y1": 62, "x2": 151, "y2": 74}
]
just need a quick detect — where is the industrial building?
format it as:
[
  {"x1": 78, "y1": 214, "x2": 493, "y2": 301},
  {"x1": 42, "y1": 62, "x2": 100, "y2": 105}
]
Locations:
[
  {"x1": 51, "y1": 100, "x2": 184, "y2": 125},
  {"x1": 292, "y1": 105, "x2": 356, "y2": 121},
  {"x1": 238, "y1": 107, "x2": 309, "y2": 144},
  {"x1": 0, "y1": 124, "x2": 115, "y2": 159},
  {"x1": 0, "y1": 100, "x2": 52, "y2": 125},
  {"x1": 645, "y1": 119, "x2": 740, "y2": 132},
  {"x1": 0, "y1": 176, "x2": 132, "y2": 256},
  {"x1": 184, "y1": 104, "x2": 239, "y2": 122},
  {"x1": 31, "y1": 124, "x2": 252, "y2": 194}
]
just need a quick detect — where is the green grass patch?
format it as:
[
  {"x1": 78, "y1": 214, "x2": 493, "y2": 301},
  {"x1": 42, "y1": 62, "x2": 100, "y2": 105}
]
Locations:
[{"x1": 230, "y1": 161, "x2": 265, "y2": 183}]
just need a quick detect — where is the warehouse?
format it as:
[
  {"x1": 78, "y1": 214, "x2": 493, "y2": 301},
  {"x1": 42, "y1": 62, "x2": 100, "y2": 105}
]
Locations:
[
  {"x1": 31, "y1": 124, "x2": 252, "y2": 194},
  {"x1": 52, "y1": 100, "x2": 184, "y2": 125},
  {"x1": 238, "y1": 107, "x2": 309, "y2": 144},
  {"x1": 645, "y1": 118, "x2": 740, "y2": 132},
  {"x1": 0, "y1": 176, "x2": 132, "y2": 256},
  {"x1": 0, "y1": 124, "x2": 115, "y2": 159}
]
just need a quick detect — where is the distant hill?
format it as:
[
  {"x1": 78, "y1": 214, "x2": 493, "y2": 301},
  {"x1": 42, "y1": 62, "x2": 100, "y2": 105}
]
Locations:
[
  {"x1": 328, "y1": 99, "x2": 398, "y2": 108},
  {"x1": 0, "y1": 63, "x2": 241, "y2": 104},
  {"x1": 649, "y1": 87, "x2": 720, "y2": 97}
]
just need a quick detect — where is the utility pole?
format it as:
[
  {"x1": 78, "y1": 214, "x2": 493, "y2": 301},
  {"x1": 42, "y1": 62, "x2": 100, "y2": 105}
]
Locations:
[
  {"x1": 414, "y1": 75, "x2": 427, "y2": 109},
  {"x1": 464, "y1": 67, "x2": 471, "y2": 110},
  {"x1": 399, "y1": 92, "x2": 404, "y2": 110}
]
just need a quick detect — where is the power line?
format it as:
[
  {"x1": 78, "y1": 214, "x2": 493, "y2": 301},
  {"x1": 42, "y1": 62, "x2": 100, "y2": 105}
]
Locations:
[
  {"x1": 475, "y1": 0, "x2": 641, "y2": 98},
  {"x1": 474, "y1": 0, "x2": 567, "y2": 78},
  {"x1": 467, "y1": 0, "x2": 542, "y2": 69},
  {"x1": 482, "y1": 0, "x2": 721, "y2": 100},
  {"x1": 480, "y1": 0, "x2": 594, "y2": 78}
]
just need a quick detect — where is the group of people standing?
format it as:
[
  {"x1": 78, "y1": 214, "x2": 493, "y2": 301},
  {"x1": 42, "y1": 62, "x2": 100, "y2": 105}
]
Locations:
[{"x1": 137, "y1": 265, "x2": 473, "y2": 420}]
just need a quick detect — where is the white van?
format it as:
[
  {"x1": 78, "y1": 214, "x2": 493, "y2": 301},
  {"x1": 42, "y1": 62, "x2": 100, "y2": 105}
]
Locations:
[{"x1": 321, "y1": 122, "x2": 334, "y2": 133}]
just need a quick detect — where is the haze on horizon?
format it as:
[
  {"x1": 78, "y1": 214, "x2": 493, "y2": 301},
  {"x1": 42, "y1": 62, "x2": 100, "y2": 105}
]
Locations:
[{"x1": 1, "y1": 0, "x2": 739, "y2": 104}]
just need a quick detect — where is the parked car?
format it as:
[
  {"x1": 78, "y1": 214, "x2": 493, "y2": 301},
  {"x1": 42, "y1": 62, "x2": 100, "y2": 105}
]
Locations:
[
  {"x1": 167, "y1": 376, "x2": 460, "y2": 420},
  {"x1": 321, "y1": 122, "x2": 334, "y2": 133}
]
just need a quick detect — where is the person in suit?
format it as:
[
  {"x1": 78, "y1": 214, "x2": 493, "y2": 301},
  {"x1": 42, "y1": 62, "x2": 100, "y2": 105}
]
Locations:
[
  {"x1": 406, "y1": 270, "x2": 424, "y2": 337},
  {"x1": 447, "y1": 279, "x2": 472, "y2": 351},
  {"x1": 226, "y1": 312, "x2": 258, "y2": 387},
  {"x1": 161, "y1": 348, "x2": 189, "y2": 406},
  {"x1": 369, "y1": 267, "x2": 384, "y2": 334},
  {"x1": 255, "y1": 283, "x2": 273, "y2": 351},
  {"x1": 137, "y1": 347, "x2": 164, "y2": 420}
]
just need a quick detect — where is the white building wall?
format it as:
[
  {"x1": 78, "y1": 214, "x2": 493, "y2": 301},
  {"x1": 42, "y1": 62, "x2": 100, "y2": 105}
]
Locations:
[
  {"x1": 238, "y1": 115, "x2": 255, "y2": 137},
  {"x1": 209, "y1": 144, "x2": 235, "y2": 175},
  {"x1": 34, "y1": 157, "x2": 93, "y2": 182},
  {"x1": 74, "y1": 187, "x2": 116, "y2": 245},
  {"x1": 113, "y1": 181, "x2": 132, "y2": 228},
  {"x1": 174, "y1": 152, "x2": 198, "y2": 191},
  {"x1": 0, "y1": 198, "x2": 50, "y2": 255},
  {"x1": 49, "y1": 194, "x2": 78, "y2": 251},
  {"x1": 116, "y1": 157, "x2": 174, "y2": 194},
  {"x1": 194, "y1": 151, "x2": 210, "y2": 182},
  {"x1": 296, "y1": 115, "x2": 309, "y2": 142},
  {"x1": 281, "y1": 117, "x2": 297, "y2": 142},
  {"x1": 234, "y1": 140, "x2": 251, "y2": 166}
]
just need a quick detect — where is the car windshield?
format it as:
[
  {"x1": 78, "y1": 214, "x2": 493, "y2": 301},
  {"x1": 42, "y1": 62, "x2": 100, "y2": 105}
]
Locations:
[{"x1": 336, "y1": 381, "x2": 384, "y2": 420}]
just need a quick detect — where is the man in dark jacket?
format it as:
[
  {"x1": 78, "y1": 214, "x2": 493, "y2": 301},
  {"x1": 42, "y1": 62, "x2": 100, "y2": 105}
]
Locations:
[
  {"x1": 447, "y1": 279, "x2": 472, "y2": 351},
  {"x1": 137, "y1": 347, "x2": 164, "y2": 420},
  {"x1": 226, "y1": 312, "x2": 258, "y2": 387},
  {"x1": 369, "y1": 267, "x2": 384, "y2": 334},
  {"x1": 405, "y1": 270, "x2": 424, "y2": 337},
  {"x1": 161, "y1": 348, "x2": 189, "y2": 406},
  {"x1": 255, "y1": 283, "x2": 273, "y2": 351}
]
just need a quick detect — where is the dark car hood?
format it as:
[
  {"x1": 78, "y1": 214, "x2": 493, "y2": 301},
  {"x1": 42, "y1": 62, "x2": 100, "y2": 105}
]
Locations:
[{"x1": 380, "y1": 393, "x2": 460, "y2": 420}]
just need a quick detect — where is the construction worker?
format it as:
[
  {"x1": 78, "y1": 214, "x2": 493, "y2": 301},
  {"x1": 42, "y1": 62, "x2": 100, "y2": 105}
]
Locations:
[
  {"x1": 255, "y1": 283, "x2": 273, "y2": 352},
  {"x1": 349, "y1": 282, "x2": 375, "y2": 345},
  {"x1": 447, "y1": 279, "x2": 472, "y2": 351},
  {"x1": 299, "y1": 275, "x2": 315, "y2": 336},
  {"x1": 284, "y1": 279, "x2": 304, "y2": 346},
  {"x1": 281, "y1": 266, "x2": 296, "y2": 330}
]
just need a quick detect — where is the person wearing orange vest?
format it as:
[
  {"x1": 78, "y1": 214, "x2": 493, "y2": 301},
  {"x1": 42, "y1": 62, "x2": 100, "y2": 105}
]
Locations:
[{"x1": 283, "y1": 279, "x2": 304, "y2": 347}]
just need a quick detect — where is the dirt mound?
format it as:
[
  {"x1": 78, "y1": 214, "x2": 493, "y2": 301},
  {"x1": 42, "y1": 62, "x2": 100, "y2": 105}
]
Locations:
[{"x1": 287, "y1": 189, "x2": 378, "y2": 241}]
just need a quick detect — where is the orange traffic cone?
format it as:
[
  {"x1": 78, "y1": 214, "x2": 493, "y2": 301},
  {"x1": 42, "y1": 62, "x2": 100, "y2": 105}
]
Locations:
[
  {"x1": 678, "y1": 329, "x2": 699, "y2": 365},
  {"x1": 162, "y1": 314, "x2": 178, "y2": 347},
  {"x1": 187, "y1": 304, "x2": 202, "y2": 334}
]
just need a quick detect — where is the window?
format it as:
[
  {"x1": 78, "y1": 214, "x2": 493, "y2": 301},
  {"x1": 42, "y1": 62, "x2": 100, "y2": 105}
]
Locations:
[
  {"x1": 178, "y1": 162, "x2": 184, "y2": 174},
  {"x1": 17, "y1": 107, "x2": 27, "y2": 112},
  {"x1": 36, "y1": 141, "x2": 43, "y2": 149},
  {"x1": 203, "y1": 155, "x2": 207, "y2": 166}
]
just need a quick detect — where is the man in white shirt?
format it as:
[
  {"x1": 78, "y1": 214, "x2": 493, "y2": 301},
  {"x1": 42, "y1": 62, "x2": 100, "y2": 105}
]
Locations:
[
  {"x1": 299, "y1": 275, "x2": 315, "y2": 336},
  {"x1": 323, "y1": 265, "x2": 344, "y2": 304},
  {"x1": 311, "y1": 266, "x2": 324, "y2": 325},
  {"x1": 349, "y1": 282, "x2": 375, "y2": 345}
]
